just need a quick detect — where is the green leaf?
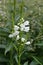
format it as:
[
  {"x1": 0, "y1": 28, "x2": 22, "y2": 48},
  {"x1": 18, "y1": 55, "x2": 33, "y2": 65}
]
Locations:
[
  {"x1": 24, "y1": 61, "x2": 28, "y2": 65},
  {"x1": 0, "y1": 57, "x2": 8, "y2": 62},
  {"x1": 13, "y1": 44, "x2": 18, "y2": 52},
  {"x1": 0, "y1": 44, "x2": 6, "y2": 49},
  {"x1": 32, "y1": 56, "x2": 42, "y2": 65},
  {"x1": 30, "y1": 60, "x2": 38, "y2": 65},
  {"x1": 34, "y1": 42, "x2": 43, "y2": 46},
  {"x1": 5, "y1": 44, "x2": 12, "y2": 55},
  {"x1": 14, "y1": 55, "x2": 18, "y2": 63}
]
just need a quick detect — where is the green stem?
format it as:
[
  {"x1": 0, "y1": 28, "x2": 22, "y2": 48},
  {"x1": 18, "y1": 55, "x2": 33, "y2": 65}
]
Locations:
[
  {"x1": 20, "y1": 0, "x2": 24, "y2": 18},
  {"x1": 18, "y1": 1, "x2": 24, "y2": 65},
  {"x1": 14, "y1": 0, "x2": 16, "y2": 20},
  {"x1": 9, "y1": 0, "x2": 16, "y2": 65},
  {"x1": 18, "y1": 45, "x2": 21, "y2": 65},
  {"x1": 10, "y1": 46, "x2": 13, "y2": 65},
  {"x1": 18, "y1": 56, "x2": 21, "y2": 65},
  {"x1": 11, "y1": 0, "x2": 16, "y2": 32}
]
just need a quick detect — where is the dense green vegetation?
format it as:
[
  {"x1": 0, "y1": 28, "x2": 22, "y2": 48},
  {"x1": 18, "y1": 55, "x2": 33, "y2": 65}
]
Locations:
[{"x1": 0, "y1": 0, "x2": 43, "y2": 65}]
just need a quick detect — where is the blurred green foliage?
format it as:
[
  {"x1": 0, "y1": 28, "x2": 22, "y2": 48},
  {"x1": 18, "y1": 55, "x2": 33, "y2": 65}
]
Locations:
[{"x1": 0, "y1": 0, "x2": 43, "y2": 65}]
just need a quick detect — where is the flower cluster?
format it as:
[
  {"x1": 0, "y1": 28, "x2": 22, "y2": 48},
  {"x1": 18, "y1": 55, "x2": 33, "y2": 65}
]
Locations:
[
  {"x1": 9, "y1": 18, "x2": 30, "y2": 45},
  {"x1": 20, "y1": 20, "x2": 30, "y2": 32}
]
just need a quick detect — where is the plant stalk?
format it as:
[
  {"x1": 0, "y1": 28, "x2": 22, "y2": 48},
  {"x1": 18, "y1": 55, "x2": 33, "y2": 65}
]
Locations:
[{"x1": 18, "y1": 45, "x2": 21, "y2": 65}]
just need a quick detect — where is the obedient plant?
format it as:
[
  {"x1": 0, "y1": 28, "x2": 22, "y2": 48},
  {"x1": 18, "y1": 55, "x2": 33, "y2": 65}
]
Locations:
[
  {"x1": 9, "y1": 18, "x2": 30, "y2": 45},
  {"x1": 7, "y1": 0, "x2": 32, "y2": 65},
  {"x1": 9, "y1": 17, "x2": 30, "y2": 65}
]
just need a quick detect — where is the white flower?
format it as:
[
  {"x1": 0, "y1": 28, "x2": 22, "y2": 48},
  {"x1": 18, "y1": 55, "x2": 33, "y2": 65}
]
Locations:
[
  {"x1": 20, "y1": 24, "x2": 30, "y2": 32},
  {"x1": 20, "y1": 21, "x2": 30, "y2": 32},
  {"x1": 24, "y1": 21, "x2": 29, "y2": 26},
  {"x1": 13, "y1": 31, "x2": 19, "y2": 36},
  {"x1": 20, "y1": 24, "x2": 25, "y2": 31},
  {"x1": 14, "y1": 25, "x2": 19, "y2": 31},
  {"x1": 16, "y1": 35, "x2": 20, "y2": 40},
  {"x1": 20, "y1": 24, "x2": 25, "y2": 28},
  {"x1": 9, "y1": 31, "x2": 19, "y2": 38},
  {"x1": 21, "y1": 38, "x2": 25, "y2": 42},
  {"x1": 25, "y1": 41, "x2": 31, "y2": 45},
  {"x1": 9, "y1": 34, "x2": 14, "y2": 38},
  {"x1": 24, "y1": 27, "x2": 30, "y2": 32},
  {"x1": 20, "y1": 27, "x2": 24, "y2": 31}
]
